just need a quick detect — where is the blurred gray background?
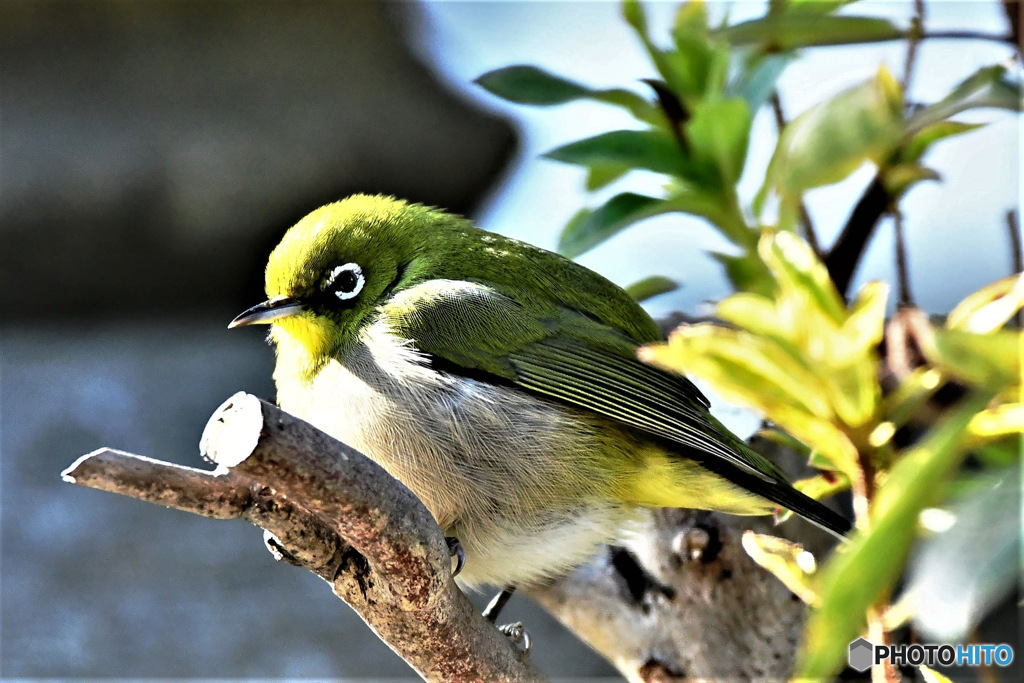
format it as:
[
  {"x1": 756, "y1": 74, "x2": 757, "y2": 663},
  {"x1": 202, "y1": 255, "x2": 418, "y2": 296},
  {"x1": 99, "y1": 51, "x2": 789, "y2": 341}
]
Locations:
[
  {"x1": 0, "y1": 0, "x2": 617, "y2": 679},
  {"x1": 2, "y1": 0, "x2": 1019, "y2": 680}
]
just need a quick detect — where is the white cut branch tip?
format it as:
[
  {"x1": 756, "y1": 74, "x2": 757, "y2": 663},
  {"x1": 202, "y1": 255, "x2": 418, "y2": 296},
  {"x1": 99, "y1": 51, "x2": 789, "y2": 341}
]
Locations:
[{"x1": 200, "y1": 391, "x2": 264, "y2": 467}]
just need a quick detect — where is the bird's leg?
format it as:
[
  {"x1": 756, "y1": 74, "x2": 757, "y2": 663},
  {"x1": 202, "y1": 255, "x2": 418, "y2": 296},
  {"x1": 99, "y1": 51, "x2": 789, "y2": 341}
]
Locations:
[
  {"x1": 483, "y1": 585, "x2": 531, "y2": 656},
  {"x1": 445, "y1": 536, "x2": 465, "y2": 578},
  {"x1": 483, "y1": 585, "x2": 516, "y2": 622}
]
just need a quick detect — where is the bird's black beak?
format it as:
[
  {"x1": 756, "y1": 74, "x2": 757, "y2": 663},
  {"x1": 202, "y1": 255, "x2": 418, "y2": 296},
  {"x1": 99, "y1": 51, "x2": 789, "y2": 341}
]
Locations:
[{"x1": 228, "y1": 296, "x2": 304, "y2": 328}]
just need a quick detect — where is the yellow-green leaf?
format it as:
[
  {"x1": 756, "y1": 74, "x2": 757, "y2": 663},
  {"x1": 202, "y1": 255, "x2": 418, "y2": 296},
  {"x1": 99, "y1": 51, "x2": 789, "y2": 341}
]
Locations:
[
  {"x1": 761, "y1": 231, "x2": 847, "y2": 325},
  {"x1": 688, "y1": 97, "x2": 753, "y2": 184},
  {"x1": 947, "y1": 273, "x2": 1024, "y2": 334},
  {"x1": 741, "y1": 532, "x2": 819, "y2": 605},
  {"x1": 625, "y1": 275, "x2": 679, "y2": 303},
  {"x1": 797, "y1": 392, "x2": 992, "y2": 680},
  {"x1": 921, "y1": 665, "x2": 955, "y2": 683},
  {"x1": 929, "y1": 328, "x2": 1020, "y2": 389},
  {"x1": 764, "y1": 66, "x2": 904, "y2": 198}
]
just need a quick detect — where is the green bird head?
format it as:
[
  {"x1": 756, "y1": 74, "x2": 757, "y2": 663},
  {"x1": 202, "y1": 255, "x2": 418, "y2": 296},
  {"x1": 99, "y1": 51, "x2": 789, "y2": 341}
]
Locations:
[
  {"x1": 230, "y1": 194, "x2": 663, "y2": 372},
  {"x1": 230, "y1": 195, "x2": 445, "y2": 364}
]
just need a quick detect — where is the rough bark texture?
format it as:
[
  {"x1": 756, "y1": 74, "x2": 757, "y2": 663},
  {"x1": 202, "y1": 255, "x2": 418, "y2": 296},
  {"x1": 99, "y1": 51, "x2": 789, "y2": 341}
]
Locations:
[
  {"x1": 527, "y1": 466, "x2": 840, "y2": 681},
  {"x1": 64, "y1": 392, "x2": 841, "y2": 682},
  {"x1": 63, "y1": 392, "x2": 540, "y2": 683}
]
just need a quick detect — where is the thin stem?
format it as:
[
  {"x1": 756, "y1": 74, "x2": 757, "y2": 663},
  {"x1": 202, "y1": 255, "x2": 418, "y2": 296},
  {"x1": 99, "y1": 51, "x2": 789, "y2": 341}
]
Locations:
[
  {"x1": 1008, "y1": 209, "x2": 1022, "y2": 327},
  {"x1": 902, "y1": 0, "x2": 926, "y2": 94},
  {"x1": 893, "y1": 210, "x2": 914, "y2": 307},
  {"x1": 769, "y1": 91, "x2": 822, "y2": 256},
  {"x1": 920, "y1": 30, "x2": 1015, "y2": 44}
]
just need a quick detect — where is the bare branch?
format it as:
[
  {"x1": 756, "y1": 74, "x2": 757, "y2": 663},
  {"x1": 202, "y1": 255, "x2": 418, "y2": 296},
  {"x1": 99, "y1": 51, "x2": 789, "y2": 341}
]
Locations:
[
  {"x1": 64, "y1": 393, "x2": 541, "y2": 683},
  {"x1": 825, "y1": 175, "x2": 892, "y2": 300},
  {"x1": 1009, "y1": 209, "x2": 1023, "y2": 327},
  {"x1": 893, "y1": 210, "x2": 914, "y2": 307}
]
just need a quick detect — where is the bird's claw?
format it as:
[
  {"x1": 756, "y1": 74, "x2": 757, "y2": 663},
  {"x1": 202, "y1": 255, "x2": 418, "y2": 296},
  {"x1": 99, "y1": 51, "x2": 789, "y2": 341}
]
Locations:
[
  {"x1": 498, "y1": 622, "x2": 532, "y2": 657},
  {"x1": 445, "y1": 536, "x2": 465, "y2": 578}
]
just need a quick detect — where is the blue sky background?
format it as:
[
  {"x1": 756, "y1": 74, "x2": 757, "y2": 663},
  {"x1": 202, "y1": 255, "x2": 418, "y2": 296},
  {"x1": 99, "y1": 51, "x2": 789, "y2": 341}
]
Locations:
[{"x1": 415, "y1": 0, "x2": 1019, "y2": 321}]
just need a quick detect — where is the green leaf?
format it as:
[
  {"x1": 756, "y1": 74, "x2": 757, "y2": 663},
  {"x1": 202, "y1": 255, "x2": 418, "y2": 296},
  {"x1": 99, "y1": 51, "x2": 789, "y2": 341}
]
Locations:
[
  {"x1": 625, "y1": 275, "x2": 679, "y2": 302},
  {"x1": 673, "y1": 0, "x2": 708, "y2": 38},
  {"x1": 760, "y1": 231, "x2": 847, "y2": 325},
  {"x1": 475, "y1": 65, "x2": 592, "y2": 105},
  {"x1": 902, "y1": 121, "x2": 984, "y2": 164},
  {"x1": 764, "y1": 66, "x2": 905, "y2": 198},
  {"x1": 742, "y1": 532, "x2": 819, "y2": 605},
  {"x1": 544, "y1": 130, "x2": 696, "y2": 178},
  {"x1": 929, "y1": 328, "x2": 1020, "y2": 389},
  {"x1": 729, "y1": 53, "x2": 794, "y2": 111},
  {"x1": 475, "y1": 66, "x2": 653, "y2": 118},
  {"x1": 557, "y1": 193, "x2": 669, "y2": 258},
  {"x1": 710, "y1": 252, "x2": 774, "y2": 296},
  {"x1": 717, "y1": 15, "x2": 904, "y2": 50},
  {"x1": 796, "y1": 392, "x2": 994, "y2": 680},
  {"x1": 909, "y1": 64, "x2": 1023, "y2": 131},
  {"x1": 688, "y1": 97, "x2": 753, "y2": 184},
  {"x1": 947, "y1": 273, "x2": 1024, "y2": 334},
  {"x1": 585, "y1": 164, "x2": 630, "y2": 191},
  {"x1": 881, "y1": 163, "x2": 941, "y2": 197}
]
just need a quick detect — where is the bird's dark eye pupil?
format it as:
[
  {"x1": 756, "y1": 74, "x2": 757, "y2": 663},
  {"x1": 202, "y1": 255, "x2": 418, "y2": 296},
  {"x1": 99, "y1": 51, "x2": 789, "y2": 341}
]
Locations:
[{"x1": 336, "y1": 270, "x2": 357, "y2": 292}]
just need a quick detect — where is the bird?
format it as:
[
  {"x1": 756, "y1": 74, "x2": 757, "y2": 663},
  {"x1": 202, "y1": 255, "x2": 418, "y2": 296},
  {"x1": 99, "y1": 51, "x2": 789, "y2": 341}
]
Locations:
[{"x1": 229, "y1": 194, "x2": 849, "y2": 593}]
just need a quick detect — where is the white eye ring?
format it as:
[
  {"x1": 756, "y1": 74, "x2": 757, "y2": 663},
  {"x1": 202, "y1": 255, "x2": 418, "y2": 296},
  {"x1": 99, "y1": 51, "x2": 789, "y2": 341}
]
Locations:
[{"x1": 324, "y1": 263, "x2": 365, "y2": 301}]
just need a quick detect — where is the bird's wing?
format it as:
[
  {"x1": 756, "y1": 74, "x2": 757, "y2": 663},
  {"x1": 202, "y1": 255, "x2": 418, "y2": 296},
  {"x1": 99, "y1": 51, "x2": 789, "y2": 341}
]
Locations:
[{"x1": 381, "y1": 279, "x2": 788, "y2": 484}]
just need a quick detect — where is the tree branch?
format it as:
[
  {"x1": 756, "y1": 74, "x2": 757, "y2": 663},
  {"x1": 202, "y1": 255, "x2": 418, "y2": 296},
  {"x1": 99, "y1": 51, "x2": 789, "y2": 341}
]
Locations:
[
  {"x1": 63, "y1": 392, "x2": 540, "y2": 683},
  {"x1": 825, "y1": 175, "x2": 892, "y2": 299}
]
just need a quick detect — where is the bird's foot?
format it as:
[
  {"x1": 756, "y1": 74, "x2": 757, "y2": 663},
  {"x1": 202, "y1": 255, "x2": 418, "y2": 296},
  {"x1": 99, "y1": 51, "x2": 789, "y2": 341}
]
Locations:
[
  {"x1": 482, "y1": 585, "x2": 516, "y2": 622},
  {"x1": 445, "y1": 536, "x2": 465, "y2": 578},
  {"x1": 498, "y1": 621, "x2": 532, "y2": 657}
]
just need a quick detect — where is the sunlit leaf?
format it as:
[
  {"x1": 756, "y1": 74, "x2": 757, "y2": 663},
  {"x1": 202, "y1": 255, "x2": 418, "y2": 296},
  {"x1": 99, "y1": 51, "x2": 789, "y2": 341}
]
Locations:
[
  {"x1": 557, "y1": 193, "x2": 668, "y2": 258},
  {"x1": 763, "y1": 66, "x2": 904, "y2": 198},
  {"x1": 717, "y1": 15, "x2": 903, "y2": 50},
  {"x1": 688, "y1": 97, "x2": 753, "y2": 184},
  {"x1": 842, "y1": 281, "x2": 890, "y2": 357},
  {"x1": 544, "y1": 130, "x2": 712, "y2": 183},
  {"x1": 947, "y1": 273, "x2": 1024, "y2": 334},
  {"x1": 797, "y1": 393, "x2": 992, "y2": 680},
  {"x1": 910, "y1": 64, "x2": 1023, "y2": 131},
  {"x1": 741, "y1": 532, "x2": 819, "y2": 605},
  {"x1": 585, "y1": 164, "x2": 630, "y2": 191},
  {"x1": 969, "y1": 403, "x2": 1024, "y2": 440},
  {"x1": 717, "y1": 292, "x2": 788, "y2": 341},
  {"x1": 920, "y1": 666, "x2": 955, "y2": 683},
  {"x1": 625, "y1": 275, "x2": 679, "y2": 302},
  {"x1": 794, "y1": 472, "x2": 851, "y2": 501},
  {"x1": 646, "y1": 325, "x2": 834, "y2": 418},
  {"x1": 761, "y1": 231, "x2": 847, "y2": 325},
  {"x1": 673, "y1": 0, "x2": 708, "y2": 38},
  {"x1": 902, "y1": 120, "x2": 984, "y2": 163},
  {"x1": 928, "y1": 328, "x2": 1020, "y2": 388},
  {"x1": 881, "y1": 163, "x2": 941, "y2": 197}
]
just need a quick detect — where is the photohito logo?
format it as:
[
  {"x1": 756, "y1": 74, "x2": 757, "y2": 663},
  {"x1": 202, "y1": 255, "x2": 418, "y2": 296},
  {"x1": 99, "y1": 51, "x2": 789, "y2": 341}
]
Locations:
[{"x1": 848, "y1": 638, "x2": 1014, "y2": 672}]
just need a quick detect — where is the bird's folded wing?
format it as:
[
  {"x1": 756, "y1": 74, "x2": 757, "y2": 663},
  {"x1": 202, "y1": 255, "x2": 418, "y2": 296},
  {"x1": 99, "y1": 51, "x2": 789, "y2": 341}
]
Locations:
[{"x1": 382, "y1": 279, "x2": 786, "y2": 483}]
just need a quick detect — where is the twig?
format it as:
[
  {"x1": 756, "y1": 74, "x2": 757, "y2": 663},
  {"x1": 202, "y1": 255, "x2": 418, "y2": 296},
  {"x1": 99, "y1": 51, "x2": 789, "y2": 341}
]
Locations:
[
  {"x1": 1002, "y1": 0, "x2": 1021, "y2": 54},
  {"x1": 902, "y1": 0, "x2": 926, "y2": 95},
  {"x1": 769, "y1": 92, "x2": 821, "y2": 256},
  {"x1": 920, "y1": 30, "x2": 1015, "y2": 44},
  {"x1": 63, "y1": 392, "x2": 540, "y2": 683},
  {"x1": 893, "y1": 210, "x2": 914, "y2": 307},
  {"x1": 1008, "y1": 209, "x2": 1023, "y2": 327}
]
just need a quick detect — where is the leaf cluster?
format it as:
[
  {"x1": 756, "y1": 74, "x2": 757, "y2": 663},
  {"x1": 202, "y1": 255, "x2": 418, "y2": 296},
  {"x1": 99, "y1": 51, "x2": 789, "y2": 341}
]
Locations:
[{"x1": 477, "y1": 1, "x2": 1022, "y2": 680}]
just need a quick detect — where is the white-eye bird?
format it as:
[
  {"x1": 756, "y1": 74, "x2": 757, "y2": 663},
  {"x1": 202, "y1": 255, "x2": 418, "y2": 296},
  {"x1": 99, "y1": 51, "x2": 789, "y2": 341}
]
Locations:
[{"x1": 230, "y1": 194, "x2": 849, "y2": 590}]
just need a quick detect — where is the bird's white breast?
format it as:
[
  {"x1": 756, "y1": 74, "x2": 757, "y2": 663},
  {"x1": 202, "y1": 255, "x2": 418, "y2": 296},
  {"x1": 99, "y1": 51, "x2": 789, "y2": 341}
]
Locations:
[{"x1": 274, "y1": 317, "x2": 638, "y2": 587}]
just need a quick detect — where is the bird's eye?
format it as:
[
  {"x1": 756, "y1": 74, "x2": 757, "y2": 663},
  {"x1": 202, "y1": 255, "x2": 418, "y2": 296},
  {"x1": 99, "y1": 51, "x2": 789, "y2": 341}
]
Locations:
[{"x1": 323, "y1": 263, "x2": 365, "y2": 301}]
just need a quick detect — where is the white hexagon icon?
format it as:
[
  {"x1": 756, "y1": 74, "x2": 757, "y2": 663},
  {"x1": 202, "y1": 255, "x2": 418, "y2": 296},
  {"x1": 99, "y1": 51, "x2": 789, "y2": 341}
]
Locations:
[{"x1": 848, "y1": 637, "x2": 874, "y2": 672}]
